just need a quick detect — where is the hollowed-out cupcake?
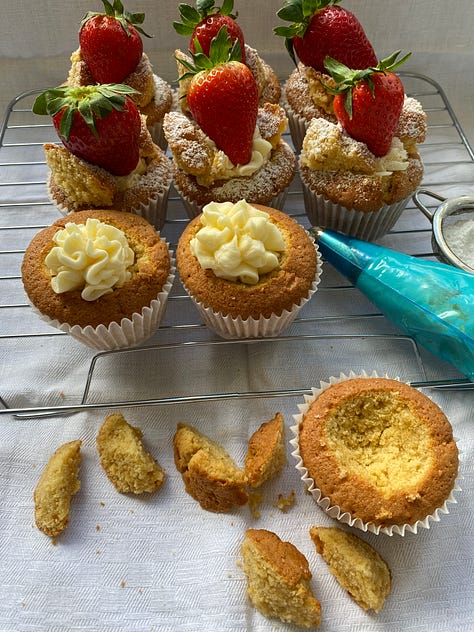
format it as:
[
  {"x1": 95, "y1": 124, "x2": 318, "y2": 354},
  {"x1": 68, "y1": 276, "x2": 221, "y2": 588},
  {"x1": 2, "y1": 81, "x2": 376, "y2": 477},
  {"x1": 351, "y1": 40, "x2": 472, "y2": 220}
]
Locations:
[
  {"x1": 21, "y1": 209, "x2": 175, "y2": 350},
  {"x1": 176, "y1": 199, "x2": 321, "y2": 339},
  {"x1": 290, "y1": 371, "x2": 461, "y2": 536}
]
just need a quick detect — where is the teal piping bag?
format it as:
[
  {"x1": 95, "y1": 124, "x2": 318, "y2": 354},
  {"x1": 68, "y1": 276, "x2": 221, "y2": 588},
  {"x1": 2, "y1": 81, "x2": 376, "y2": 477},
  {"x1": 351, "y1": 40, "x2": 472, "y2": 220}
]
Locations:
[{"x1": 310, "y1": 227, "x2": 474, "y2": 381}]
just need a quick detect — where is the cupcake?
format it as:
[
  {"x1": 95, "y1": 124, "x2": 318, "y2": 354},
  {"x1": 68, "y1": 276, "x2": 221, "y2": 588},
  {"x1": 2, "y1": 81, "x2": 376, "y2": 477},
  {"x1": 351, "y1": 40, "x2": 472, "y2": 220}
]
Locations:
[
  {"x1": 164, "y1": 105, "x2": 296, "y2": 218},
  {"x1": 291, "y1": 372, "x2": 460, "y2": 536},
  {"x1": 299, "y1": 53, "x2": 428, "y2": 240},
  {"x1": 33, "y1": 84, "x2": 172, "y2": 230},
  {"x1": 164, "y1": 24, "x2": 294, "y2": 218},
  {"x1": 176, "y1": 199, "x2": 321, "y2": 339},
  {"x1": 274, "y1": 0, "x2": 377, "y2": 152},
  {"x1": 173, "y1": 0, "x2": 281, "y2": 109},
  {"x1": 21, "y1": 209, "x2": 175, "y2": 350},
  {"x1": 68, "y1": 0, "x2": 173, "y2": 148}
]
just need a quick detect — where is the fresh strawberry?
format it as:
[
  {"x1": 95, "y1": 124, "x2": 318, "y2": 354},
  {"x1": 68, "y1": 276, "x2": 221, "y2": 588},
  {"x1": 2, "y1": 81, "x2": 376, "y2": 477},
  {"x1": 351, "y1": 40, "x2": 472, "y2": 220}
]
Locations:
[
  {"x1": 179, "y1": 26, "x2": 258, "y2": 166},
  {"x1": 274, "y1": 0, "x2": 376, "y2": 72},
  {"x1": 79, "y1": 0, "x2": 151, "y2": 84},
  {"x1": 174, "y1": 0, "x2": 246, "y2": 65},
  {"x1": 324, "y1": 51, "x2": 411, "y2": 157},
  {"x1": 32, "y1": 84, "x2": 142, "y2": 175}
]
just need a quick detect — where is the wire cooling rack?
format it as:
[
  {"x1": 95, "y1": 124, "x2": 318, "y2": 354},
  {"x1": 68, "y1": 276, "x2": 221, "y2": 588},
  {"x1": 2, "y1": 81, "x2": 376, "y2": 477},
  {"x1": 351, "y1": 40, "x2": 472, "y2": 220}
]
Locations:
[{"x1": 1, "y1": 71, "x2": 473, "y2": 418}]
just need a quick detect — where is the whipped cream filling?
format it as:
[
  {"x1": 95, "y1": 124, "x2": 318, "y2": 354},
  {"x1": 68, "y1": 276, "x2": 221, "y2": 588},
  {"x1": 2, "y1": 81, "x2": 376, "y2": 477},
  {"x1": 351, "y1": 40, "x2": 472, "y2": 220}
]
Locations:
[
  {"x1": 45, "y1": 218, "x2": 135, "y2": 301},
  {"x1": 190, "y1": 200, "x2": 285, "y2": 285},
  {"x1": 196, "y1": 127, "x2": 272, "y2": 186},
  {"x1": 115, "y1": 157, "x2": 148, "y2": 192},
  {"x1": 374, "y1": 137, "x2": 409, "y2": 176}
]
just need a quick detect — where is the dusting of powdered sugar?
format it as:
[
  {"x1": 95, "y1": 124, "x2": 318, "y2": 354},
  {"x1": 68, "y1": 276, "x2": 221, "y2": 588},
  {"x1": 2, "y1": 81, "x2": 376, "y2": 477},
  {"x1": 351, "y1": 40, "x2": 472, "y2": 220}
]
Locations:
[{"x1": 443, "y1": 218, "x2": 474, "y2": 270}]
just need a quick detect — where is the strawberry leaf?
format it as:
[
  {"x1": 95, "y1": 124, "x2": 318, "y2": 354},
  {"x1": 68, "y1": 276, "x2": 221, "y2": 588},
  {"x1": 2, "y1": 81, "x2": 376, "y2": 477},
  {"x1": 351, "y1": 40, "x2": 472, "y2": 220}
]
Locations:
[
  {"x1": 177, "y1": 24, "x2": 242, "y2": 81},
  {"x1": 32, "y1": 84, "x2": 139, "y2": 141}
]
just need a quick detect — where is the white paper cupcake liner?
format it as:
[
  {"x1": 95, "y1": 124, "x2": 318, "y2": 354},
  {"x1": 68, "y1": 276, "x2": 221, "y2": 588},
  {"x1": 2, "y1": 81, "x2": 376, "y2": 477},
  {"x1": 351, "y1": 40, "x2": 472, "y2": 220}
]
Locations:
[
  {"x1": 283, "y1": 98, "x2": 309, "y2": 155},
  {"x1": 301, "y1": 179, "x2": 409, "y2": 241},
  {"x1": 175, "y1": 184, "x2": 290, "y2": 220},
  {"x1": 29, "y1": 241, "x2": 176, "y2": 351},
  {"x1": 183, "y1": 239, "x2": 322, "y2": 339},
  {"x1": 48, "y1": 175, "x2": 171, "y2": 231},
  {"x1": 127, "y1": 183, "x2": 171, "y2": 231},
  {"x1": 290, "y1": 370, "x2": 462, "y2": 537}
]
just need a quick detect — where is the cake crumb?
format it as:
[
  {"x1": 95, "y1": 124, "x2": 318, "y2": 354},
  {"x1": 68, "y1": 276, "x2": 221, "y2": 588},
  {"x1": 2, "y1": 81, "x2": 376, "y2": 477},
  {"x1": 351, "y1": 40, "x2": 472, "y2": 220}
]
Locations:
[
  {"x1": 120, "y1": 581, "x2": 126, "y2": 588},
  {"x1": 274, "y1": 490, "x2": 295, "y2": 512},
  {"x1": 248, "y1": 491, "x2": 264, "y2": 519}
]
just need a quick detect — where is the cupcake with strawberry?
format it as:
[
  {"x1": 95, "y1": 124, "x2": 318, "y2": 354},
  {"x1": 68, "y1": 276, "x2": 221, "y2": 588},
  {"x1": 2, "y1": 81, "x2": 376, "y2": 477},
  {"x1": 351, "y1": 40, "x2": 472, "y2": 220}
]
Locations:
[
  {"x1": 275, "y1": 0, "x2": 378, "y2": 152},
  {"x1": 299, "y1": 52, "x2": 427, "y2": 240},
  {"x1": 173, "y1": 0, "x2": 282, "y2": 112},
  {"x1": 33, "y1": 83, "x2": 173, "y2": 229},
  {"x1": 163, "y1": 27, "x2": 296, "y2": 218},
  {"x1": 67, "y1": 0, "x2": 173, "y2": 149}
]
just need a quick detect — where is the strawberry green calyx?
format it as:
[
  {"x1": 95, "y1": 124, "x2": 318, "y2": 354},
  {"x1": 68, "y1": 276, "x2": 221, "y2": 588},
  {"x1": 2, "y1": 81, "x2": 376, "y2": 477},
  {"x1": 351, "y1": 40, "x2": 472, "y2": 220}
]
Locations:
[
  {"x1": 173, "y1": 0, "x2": 237, "y2": 36},
  {"x1": 274, "y1": 0, "x2": 342, "y2": 65},
  {"x1": 81, "y1": 0, "x2": 151, "y2": 39},
  {"x1": 177, "y1": 24, "x2": 242, "y2": 80},
  {"x1": 32, "y1": 84, "x2": 139, "y2": 140},
  {"x1": 323, "y1": 50, "x2": 411, "y2": 118}
]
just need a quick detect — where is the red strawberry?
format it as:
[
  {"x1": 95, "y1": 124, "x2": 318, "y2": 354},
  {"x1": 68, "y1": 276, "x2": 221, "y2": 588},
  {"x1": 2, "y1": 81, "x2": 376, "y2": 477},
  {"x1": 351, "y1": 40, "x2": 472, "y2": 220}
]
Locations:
[
  {"x1": 324, "y1": 51, "x2": 410, "y2": 157},
  {"x1": 79, "y1": 0, "x2": 151, "y2": 84},
  {"x1": 174, "y1": 0, "x2": 246, "y2": 65},
  {"x1": 32, "y1": 84, "x2": 142, "y2": 175},
  {"x1": 180, "y1": 26, "x2": 258, "y2": 166},
  {"x1": 274, "y1": 0, "x2": 376, "y2": 72}
]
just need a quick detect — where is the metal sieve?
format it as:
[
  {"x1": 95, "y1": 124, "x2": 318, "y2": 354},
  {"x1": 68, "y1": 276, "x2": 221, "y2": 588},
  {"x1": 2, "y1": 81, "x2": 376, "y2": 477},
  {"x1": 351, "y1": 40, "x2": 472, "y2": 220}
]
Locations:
[{"x1": 413, "y1": 188, "x2": 474, "y2": 273}]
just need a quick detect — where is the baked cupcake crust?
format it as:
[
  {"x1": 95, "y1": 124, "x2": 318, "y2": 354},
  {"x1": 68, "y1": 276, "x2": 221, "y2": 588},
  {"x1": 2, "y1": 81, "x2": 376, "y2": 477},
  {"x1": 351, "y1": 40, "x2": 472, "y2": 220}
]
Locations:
[
  {"x1": 298, "y1": 378, "x2": 459, "y2": 527},
  {"x1": 45, "y1": 118, "x2": 172, "y2": 214},
  {"x1": 173, "y1": 141, "x2": 296, "y2": 208},
  {"x1": 299, "y1": 151, "x2": 424, "y2": 212},
  {"x1": 299, "y1": 113, "x2": 425, "y2": 212},
  {"x1": 164, "y1": 104, "x2": 296, "y2": 208},
  {"x1": 285, "y1": 63, "x2": 338, "y2": 123},
  {"x1": 21, "y1": 209, "x2": 170, "y2": 328},
  {"x1": 177, "y1": 205, "x2": 318, "y2": 320}
]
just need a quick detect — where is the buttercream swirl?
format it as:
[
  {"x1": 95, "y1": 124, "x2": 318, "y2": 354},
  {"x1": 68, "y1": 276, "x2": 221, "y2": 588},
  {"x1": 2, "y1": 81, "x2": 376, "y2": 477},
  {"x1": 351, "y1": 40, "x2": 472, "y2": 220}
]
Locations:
[
  {"x1": 196, "y1": 127, "x2": 272, "y2": 186},
  {"x1": 190, "y1": 200, "x2": 285, "y2": 285},
  {"x1": 45, "y1": 218, "x2": 135, "y2": 301}
]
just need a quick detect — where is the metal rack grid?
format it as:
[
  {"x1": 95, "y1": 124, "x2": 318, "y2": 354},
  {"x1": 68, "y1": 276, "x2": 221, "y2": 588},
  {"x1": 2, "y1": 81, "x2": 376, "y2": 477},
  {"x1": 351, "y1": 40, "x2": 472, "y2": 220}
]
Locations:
[{"x1": 1, "y1": 71, "x2": 473, "y2": 418}]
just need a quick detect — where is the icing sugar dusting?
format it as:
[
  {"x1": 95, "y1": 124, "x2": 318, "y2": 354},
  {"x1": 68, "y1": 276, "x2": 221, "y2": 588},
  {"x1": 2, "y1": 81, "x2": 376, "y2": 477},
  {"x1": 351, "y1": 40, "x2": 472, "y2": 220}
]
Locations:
[{"x1": 443, "y1": 218, "x2": 474, "y2": 269}]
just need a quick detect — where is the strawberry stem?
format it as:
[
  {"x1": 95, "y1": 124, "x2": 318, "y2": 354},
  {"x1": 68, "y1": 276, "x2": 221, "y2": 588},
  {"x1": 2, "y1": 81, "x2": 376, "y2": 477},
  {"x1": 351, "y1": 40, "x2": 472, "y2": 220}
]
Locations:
[
  {"x1": 274, "y1": 0, "x2": 343, "y2": 66},
  {"x1": 32, "y1": 84, "x2": 139, "y2": 140},
  {"x1": 173, "y1": 0, "x2": 237, "y2": 35},
  {"x1": 81, "y1": 0, "x2": 152, "y2": 38},
  {"x1": 176, "y1": 25, "x2": 242, "y2": 80}
]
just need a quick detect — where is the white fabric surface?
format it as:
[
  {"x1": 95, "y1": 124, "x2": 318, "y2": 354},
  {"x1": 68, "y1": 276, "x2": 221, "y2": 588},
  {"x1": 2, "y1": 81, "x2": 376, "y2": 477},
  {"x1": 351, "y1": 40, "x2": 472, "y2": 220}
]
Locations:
[{"x1": 1, "y1": 2, "x2": 474, "y2": 630}]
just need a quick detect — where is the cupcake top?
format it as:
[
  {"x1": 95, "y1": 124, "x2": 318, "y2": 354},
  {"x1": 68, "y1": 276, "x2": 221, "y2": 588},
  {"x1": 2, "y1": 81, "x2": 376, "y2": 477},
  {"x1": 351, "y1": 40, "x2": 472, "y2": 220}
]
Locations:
[
  {"x1": 21, "y1": 209, "x2": 171, "y2": 328},
  {"x1": 297, "y1": 377, "x2": 459, "y2": 528},
  {"x1": 177, "y1": 200, "x2": 318, "y2": 319},
  {"x1": 285, "y1": 63, "x2": 338, "y2": 123}
]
